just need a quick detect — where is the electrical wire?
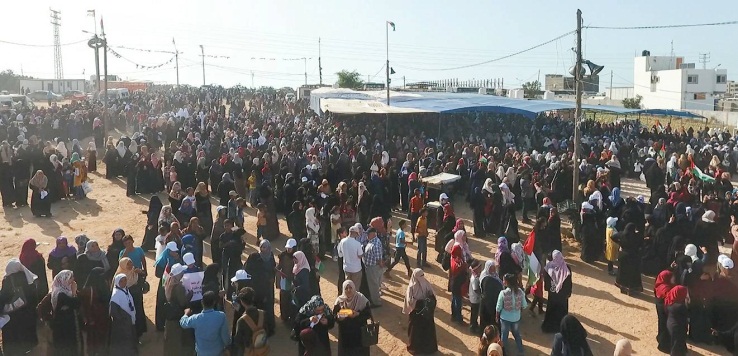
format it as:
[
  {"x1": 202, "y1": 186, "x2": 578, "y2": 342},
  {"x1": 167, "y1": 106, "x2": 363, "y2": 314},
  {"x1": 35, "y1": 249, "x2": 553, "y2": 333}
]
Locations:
[
  {"x1": 586, "y1": 20, "x2": 738, "y2": 30},
  {"x1": 394, "y1": 30, "x2": 576, "y2": 71},
  {"x1": 0, "y1": 38, "x2": 88, "y2": 47}
]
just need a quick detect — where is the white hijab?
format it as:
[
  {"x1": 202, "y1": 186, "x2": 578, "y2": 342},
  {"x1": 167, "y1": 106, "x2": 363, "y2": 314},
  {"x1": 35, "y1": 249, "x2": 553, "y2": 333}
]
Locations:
[
  {"x1": 56, "y1": 142, "x2": 68, "y2": 158},
  {"x1": 305, "y1": 207, "x2": 319, "y2": 233},
  {"x1": 110, "y1": 273, "x2": 136, "y2": 324},
  {"x1": 5, "y1": 258, "x2": 37, "y2": 284},
  {"x1": 116, "y1": 142, "x2": 126, "y2": 158}
]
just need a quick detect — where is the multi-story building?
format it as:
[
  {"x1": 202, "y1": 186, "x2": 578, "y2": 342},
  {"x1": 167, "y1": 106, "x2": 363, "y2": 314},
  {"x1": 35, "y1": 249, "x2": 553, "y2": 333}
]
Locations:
[{"x1": 633, "y1": 51, "x2": 727, "y2": 110}]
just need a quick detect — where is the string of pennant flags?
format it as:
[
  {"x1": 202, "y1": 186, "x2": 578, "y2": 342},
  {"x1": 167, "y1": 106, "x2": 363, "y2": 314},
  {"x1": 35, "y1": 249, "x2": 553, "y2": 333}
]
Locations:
[
  {"x1": 249, "y1": 57, "x2": 312, "y2": 61},
  {"x1": 107, "y1": 47, "x2": 177, "y2": 70},
  {"x1": 113, "y1": 45, "x2": 230, "y2": 59}
]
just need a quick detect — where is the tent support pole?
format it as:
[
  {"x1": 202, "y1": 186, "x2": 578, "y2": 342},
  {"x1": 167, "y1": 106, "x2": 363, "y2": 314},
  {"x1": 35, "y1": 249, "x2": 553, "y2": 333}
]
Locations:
[{"x1": 438, "y1": 113, "x2": 441, "y2": 143}]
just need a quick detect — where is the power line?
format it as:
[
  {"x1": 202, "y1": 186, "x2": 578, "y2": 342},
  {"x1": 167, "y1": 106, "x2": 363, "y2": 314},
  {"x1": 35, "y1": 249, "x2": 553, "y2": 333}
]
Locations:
[
  {"x1": 586, "y1": 20, "x2": 738, "y2": 30},
  {"x1": 395, "y1": 30, "x2": 576, "y2": 71},
  {"x1": 0, "y1": 38, "x2": 87, "y2": 47}
]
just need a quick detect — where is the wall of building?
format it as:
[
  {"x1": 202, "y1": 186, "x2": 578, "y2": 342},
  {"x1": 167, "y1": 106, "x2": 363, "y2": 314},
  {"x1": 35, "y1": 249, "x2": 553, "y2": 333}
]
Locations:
[
  {"x1": 19, "y1": 79, "x2": 86, "y2": 93},
  {"x1": 606, "y1": 87, "x2": 634, "y2": 101}
]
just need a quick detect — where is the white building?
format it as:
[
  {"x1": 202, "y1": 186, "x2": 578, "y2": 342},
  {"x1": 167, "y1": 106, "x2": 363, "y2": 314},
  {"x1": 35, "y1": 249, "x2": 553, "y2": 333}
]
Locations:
[
  {"x1": 633, "y1": 53, "x2": 727, "y2": 111},
  {"x1": 19, "y1": 79, "x2": 87, "y2": 94}
]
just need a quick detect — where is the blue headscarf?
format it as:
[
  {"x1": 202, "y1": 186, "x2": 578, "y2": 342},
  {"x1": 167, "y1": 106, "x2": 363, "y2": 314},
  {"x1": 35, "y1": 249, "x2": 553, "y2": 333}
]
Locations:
[
  {"x1": 181, "y1": 234, "x2": 197, "y2": 257},
  {"x1": 609, "y1": 187, "x2": 620, "y2": 204}
]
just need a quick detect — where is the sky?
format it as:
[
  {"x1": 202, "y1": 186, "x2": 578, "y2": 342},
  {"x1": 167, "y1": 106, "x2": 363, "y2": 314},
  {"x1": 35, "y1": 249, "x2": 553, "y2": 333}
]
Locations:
[{"x1": 3, "y1": 0, "x2": 738, "y2": 92}]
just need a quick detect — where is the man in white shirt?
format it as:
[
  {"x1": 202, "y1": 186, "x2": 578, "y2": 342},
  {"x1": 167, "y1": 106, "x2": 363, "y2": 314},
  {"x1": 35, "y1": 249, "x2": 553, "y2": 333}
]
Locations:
[{"x1": 338, "y1": 225, "x2": 364, "y2": 291}]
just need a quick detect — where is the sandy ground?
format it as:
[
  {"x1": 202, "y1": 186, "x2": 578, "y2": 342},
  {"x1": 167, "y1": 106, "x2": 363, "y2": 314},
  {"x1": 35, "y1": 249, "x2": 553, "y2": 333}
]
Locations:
[{"x1": 0, "y1": 154, "x2": 729, "y2": 356}]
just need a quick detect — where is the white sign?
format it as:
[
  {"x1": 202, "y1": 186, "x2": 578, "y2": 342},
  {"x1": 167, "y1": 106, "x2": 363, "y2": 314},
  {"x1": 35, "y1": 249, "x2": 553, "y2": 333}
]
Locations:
[{"x1": 182, "y1": 272, "x2": 204, "y2": 302}]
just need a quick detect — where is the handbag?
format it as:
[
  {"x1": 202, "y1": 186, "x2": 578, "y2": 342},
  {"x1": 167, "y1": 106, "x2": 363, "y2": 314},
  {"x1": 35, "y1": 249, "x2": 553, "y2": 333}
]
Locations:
[
  {"x1": 141, "y1": 280, "x2": 151, "y2": 294},
  {"x1": 360, "y1": 315, "x2": 379, "y2": 347},
  {"x1": 415, "y1": 295, "x2": 436, "y2": 319},
  {"x1": 441, "y1": 251, "x2": 451, "y2": 271},
  {"x1": 2, "y1": 278, "x2": 27, "y2": 314},
  {"x1": 82, "y1": 181, "x2": 93, "y2": 194}
]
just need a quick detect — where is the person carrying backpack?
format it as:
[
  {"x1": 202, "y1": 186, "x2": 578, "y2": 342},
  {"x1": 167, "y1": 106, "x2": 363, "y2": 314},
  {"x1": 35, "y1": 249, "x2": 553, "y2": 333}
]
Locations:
[{"x1": 233, "y1": 287, "x2": 271, "y2": 355}]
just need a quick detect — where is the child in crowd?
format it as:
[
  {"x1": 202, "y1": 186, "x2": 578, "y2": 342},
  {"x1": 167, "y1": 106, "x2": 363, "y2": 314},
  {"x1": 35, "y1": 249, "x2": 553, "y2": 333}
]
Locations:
[
  {"x1": 415, "y1": 208, "x2": 429, "y2": 268},
  {"x1": 256, "y1": 203, "x2": 267, "y2": 241}
]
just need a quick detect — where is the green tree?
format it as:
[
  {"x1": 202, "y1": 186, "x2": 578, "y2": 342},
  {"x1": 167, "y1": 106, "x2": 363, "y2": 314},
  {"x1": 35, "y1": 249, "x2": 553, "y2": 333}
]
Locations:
[
  {"x1": 0, "y1": 70, "x2": 33, "y2": 93},
  {"x1": 522, "y1": 80, "x2": 541, "y2": 98},
  {"x1": 622, "y1": 95, "x2": 643, "y2": 109},
  {"x1": 336, "y1": 70, "x2": 364, "y2": 89}
]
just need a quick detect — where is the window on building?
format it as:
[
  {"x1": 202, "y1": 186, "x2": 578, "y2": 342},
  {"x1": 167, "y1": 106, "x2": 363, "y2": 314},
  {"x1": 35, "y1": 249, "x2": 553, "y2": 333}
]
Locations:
[
  {"x1": 717, "y1": 74, "x2": 727, "y2": 84},
  {"x1": 687, "y1": 75, "x2": 699, "y2": 84}
]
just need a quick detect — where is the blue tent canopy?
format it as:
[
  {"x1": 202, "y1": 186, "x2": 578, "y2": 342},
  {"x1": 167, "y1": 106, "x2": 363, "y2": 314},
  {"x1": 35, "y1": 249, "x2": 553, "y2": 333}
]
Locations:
[{"x1": 376, "y1": 92, "x2": 639, "y2": 118}]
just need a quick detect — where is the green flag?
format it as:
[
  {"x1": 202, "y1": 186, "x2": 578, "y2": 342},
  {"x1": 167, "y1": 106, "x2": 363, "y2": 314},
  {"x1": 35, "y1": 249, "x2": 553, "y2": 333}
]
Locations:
[
  {"x1": 387, "y1": 21, "x2": 395, "y2": 31},
  {"x1": 691, "y1": 166, "x2": 716, "y2": 183}
]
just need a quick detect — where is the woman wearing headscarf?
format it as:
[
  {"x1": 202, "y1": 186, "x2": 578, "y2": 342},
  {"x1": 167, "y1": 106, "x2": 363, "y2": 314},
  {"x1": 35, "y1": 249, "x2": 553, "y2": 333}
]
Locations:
[
  {"x1": 46, "y1": 154, "x2": 65, "y2": 203},
  {"x1": 435, "y1": 216, "x2": 456, "y2": 264},
  {"x1": 200, "y1": 263, "x2": 223, "y2": 312},
  {"x1": 295, "y1": 296, "x2": 335, "y2": 356},
  {"x1": 333, "y1": 280, "x2": 372, "y2": 356},
  {"x1": 665, "y1": 285, "x2": 689, "y2": 356},
  {"x1": 550, "y1": 315, "x2": 594, "y2": 356},
  {"x1": 115, "y1": 257, "x2": 146, "y2": 338},
  {"x1": 20, "y1": 238, "x2": 48, "y2": 299},
  {"x1": 495, "y1": 236, "x2": 521, "y2": 280},
  {"x1": 183, "y1": 217, "x2": 207, "y2": 266},
  {"x1": 154, "y1": 241, "x2": 181, "y2": 331},
  {"x1": 292, "y1": 251, "x2": 313, "y2": 310},
  {"x1": 479, "y1": 260, "x2": 504, "y2": 330},
  {"x1": 86, "y1": 141, "x2": 97, "y2": 172},
  {"x1": 106, "y1": 228, "x2": 126, "y2": 277},
  {"x1": 75, "y1": 240, "x2": 111, "y2": 286},
  {"x1": 142, "y1": 195, "x2": 164, "y2": 251},
  {"x1": 104, "y1": 141, "x2": 120, "y2": 178},
  {"x1": 217, "y1": 173, "x2": 235, "y2": 206},
  {"x1": 579, "y1": 202, "x2": 600, "y2": 263},
  {"x1": 194, "y1": 182, "x2": 214, "y2": 233},
  {"x1": 210, "y1": 205, "x2": 227, "y2": 269},
  {"x1": 403, "y1": 269, "x2": 438, "y2": 355},
  {"x1": 0, "y1": 258, "x2": 39, "y2": 354},
  {"x1": 48, "y1": 236, "x2": 77, "y2": 278},
  {"x1": 305, "y1": 207, "x2": 321, "y2": 255},
  {"x1": 541, "y1": 250, "x2": 572, "y2": 333},
  {"x1": 654, "y1": 270, "x2": 676, "y2": 353},
  {"x1": 29, "y1": 170, "x2": 52, "y2": 217},
  {"x1": 449, "y1": 230, "x2": 470, "y2": 324},
  {"x1": 158, "y1": 205, "x2": 179, "y2": 230},
  {"x1": 163, "y1": 264, "x2": 192, "y2": 356},
  {"x1": 611, "y1": 223, "x2": 643, "y2": 294},
  {"x1": 244, "y1": 240, "x2": 277, "y2": 336},
  {"x1": 49, "y1": 270, "x2": 84, "y2": 356},
  {"x1": 109, "y1": 273, "x2": 139, "y2": 356},
  {"x1": 277, "y1": 239, "x2": 297, "y2": 322},
  {"x1": 79, "y1": 267, "x2": 110, "y2": 356}
]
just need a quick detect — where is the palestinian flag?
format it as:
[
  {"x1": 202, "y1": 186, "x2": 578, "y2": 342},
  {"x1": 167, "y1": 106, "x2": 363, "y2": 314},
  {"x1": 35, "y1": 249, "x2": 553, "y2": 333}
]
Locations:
[
  {"x1": 387, "y1": 21, "x2": 396, "y2": 31},
  {"x1": 690, "y1": 158, "x2": 716, "y2": 183},
  {"x1": 659, "y1": 143, "x2": 666, "y2": 159}
]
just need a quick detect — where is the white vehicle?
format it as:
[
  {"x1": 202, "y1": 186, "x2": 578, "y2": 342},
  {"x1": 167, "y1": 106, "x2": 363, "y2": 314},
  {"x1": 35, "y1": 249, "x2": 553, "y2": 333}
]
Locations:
[{"x1": 102, "y1": 88, "x2": 130, "y2": 100}]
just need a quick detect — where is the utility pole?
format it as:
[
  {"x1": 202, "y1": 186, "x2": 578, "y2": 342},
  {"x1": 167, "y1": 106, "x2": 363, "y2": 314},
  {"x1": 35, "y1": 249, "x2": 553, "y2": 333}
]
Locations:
[
  {"x1": 173, "y1": 38, "x2": 179, "y2": 87},
  {"x1": 403, "y1": 76, "x2": 406, "y2": 89},
  {"x1": 609, "y1": 70, "x2": 613, "y2": 99},
  {"x1": 200, "y1": 45, "x2": 206, "y2": 86},
  {"x1": 50, "y1": 9, "x2": 63, "y2": 80},
  {"x1": 318, "y1": 38, "x2": 323, "y2": 85},
  {"x1": 101, "y1": 17, "x2": 109, "y2": 134},
  {"x1": 251, "y1": 71, "x2": 254, "y2": 88},
  {"x1": 573, "y1": 9, "x2": 583, "y2": 202}
]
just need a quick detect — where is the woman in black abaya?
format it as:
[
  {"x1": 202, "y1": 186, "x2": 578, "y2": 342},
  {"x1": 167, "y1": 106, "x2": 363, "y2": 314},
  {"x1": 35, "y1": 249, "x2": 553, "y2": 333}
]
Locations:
[
  {"x1": 542, "y1": 250, "x2": 573, "y2": 333},
  {"x1": 579, "y1": 202, "x2": 600, "y2": 263},
  {"x1": 142, "y1": 196, "x2": 164, "y2": 251},
  {"x1": 612, "y1": 223, "x2": 644, "y2": 294}
]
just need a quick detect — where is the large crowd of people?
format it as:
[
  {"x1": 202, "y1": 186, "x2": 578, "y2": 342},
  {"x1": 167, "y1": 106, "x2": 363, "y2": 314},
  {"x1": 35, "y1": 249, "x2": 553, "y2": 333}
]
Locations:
[{"x1": 0, "y1": 85, "x2": 736, "y2": 356}]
